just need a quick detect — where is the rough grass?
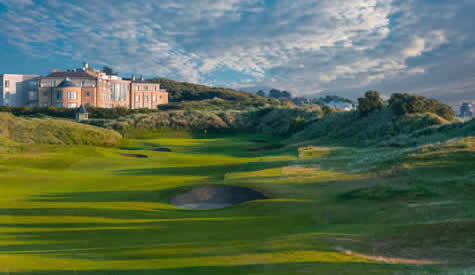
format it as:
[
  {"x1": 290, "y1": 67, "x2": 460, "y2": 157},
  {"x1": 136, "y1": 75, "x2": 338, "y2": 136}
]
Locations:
[
  {"x1": 0, "y1": 131, "x2": 473, "y2": 274},
  {"x1": 0, "y1": 112, "x2": 122, "y2": 147}
]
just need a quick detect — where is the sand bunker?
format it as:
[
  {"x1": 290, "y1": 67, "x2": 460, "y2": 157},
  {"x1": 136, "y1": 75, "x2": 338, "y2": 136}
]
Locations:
[
  {"x1": 152, "y1": 148, "x2": 172, "y2": 152},
  {"x1": 120, "y1": 153, "x2": 148, "y2": 158},
  {"x1": 171, "y1": 185, "x2": 267, "y2": 210}
]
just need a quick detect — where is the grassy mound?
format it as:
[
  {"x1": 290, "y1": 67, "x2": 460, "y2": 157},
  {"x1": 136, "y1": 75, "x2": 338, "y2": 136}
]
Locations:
[
  {"x1": 289, "y1": 108, "x2": 463, "y2": 146},
  {"x1": 87, "y1": 106, "x2": 322, "y2": 137},
  {"x1": 0, "y1": 112, "x2": 122, "y2": 146}
]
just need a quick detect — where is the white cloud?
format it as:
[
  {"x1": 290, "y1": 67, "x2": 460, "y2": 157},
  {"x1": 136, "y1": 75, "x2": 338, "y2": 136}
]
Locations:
[{"x1": 0, "y1": 0, "x2": 473, "y2": 104}]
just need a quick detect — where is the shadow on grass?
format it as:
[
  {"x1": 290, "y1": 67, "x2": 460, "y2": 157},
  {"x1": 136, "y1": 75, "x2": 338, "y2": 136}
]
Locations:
[
  {"x1": 7, "y1": 260, "x2": 434, "y2": 275},
  {"x1": 114, "y1": 159, "x2": 293, "y2": 178}
]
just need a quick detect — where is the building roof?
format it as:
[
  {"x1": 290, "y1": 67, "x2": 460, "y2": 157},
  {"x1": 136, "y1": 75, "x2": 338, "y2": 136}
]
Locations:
[
  {"x1": 57, "y1": 77, "x2": 78, "y2": 88},
  {"x1": 46, "y1": 71, "x2": 96, "y2": 79},
  {"x1": 134, "y1": 80, "x2": 159, "y2": 84},
  {"x1": 76, "y1": 105, "x2": 88, "y2": 114}
]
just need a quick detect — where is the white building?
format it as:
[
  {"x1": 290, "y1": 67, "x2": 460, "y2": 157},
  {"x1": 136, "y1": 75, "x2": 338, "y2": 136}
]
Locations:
[
  {"x1": 327, "y1": 101, "x2": 355, "y2": 111},
  {"x1": 0, "y1": 74, "x2": 40, "y2": 107}
]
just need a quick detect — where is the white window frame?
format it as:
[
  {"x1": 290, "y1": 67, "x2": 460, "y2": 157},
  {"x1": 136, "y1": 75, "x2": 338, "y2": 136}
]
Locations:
[
  {"x1": 68, "y1": 91, "x2": 77, "y2": 100},
  {"x1": 4, "y1": 80, "x2": 9, "y2": 88},
  {"x1": 152, "y1": 95, "x2": 157, "y2": 102},
  {"x1": 144, "y1": 95, "x2": 149, "y2": 103},
  {"x1": 67, "y1": 103, "x2": 77, "y2": 108}
]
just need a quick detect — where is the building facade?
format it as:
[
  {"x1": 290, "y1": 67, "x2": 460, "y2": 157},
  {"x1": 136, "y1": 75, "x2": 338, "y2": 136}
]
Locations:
[
  {"x1": 459, "y1": 102, "x2": 473, "y2": 118},
  {"x1": 0, "y1": 74, "x2": 40, "y2": 107},
  {"x1": 6, "y1": 63, "x2": 168, "y2": 109}
]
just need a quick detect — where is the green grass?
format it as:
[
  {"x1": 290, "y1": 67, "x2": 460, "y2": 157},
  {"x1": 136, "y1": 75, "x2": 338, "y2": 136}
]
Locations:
[{"x1": 0, "y1": 132, "x2": 473, "y2": 274}]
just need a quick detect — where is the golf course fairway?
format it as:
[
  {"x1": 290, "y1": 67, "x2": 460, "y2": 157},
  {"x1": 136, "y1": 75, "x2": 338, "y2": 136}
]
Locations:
[{"x1": 0, "y1": 133, "x2": 473, "y2": 274}]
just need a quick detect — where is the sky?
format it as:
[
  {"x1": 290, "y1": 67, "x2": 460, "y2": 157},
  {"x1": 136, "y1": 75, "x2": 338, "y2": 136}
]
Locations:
[{"x1": 0, "y1": 0, "x2": 474, "y2": 107}]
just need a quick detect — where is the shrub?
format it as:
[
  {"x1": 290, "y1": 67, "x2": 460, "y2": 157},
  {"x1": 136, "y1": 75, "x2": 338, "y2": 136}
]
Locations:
[
  {"x1": 388, "y1": 93, "x2": 455, "y2": 121},
  {"x1": 357, "y1": 91, "x2": 384, "y2": 116},
  {"x1": 322, "y1": 105, "x2": 334, "y2": 117}
]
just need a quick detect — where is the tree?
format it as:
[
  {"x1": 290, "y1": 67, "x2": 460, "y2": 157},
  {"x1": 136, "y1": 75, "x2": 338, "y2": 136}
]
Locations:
[
  {"x1": 256, "y1": 90, "x2": 266, "y2": 97},
  {"x1": 280, "y1": 91, "x2": 292, "y2": 99},
  {"x1": 388, "y1": 93, "x2": 455, "y2": 121},
  {"x1": 322, "y1": 105, "x2": 334, "y2": 117},
  {"x1": 268, "y1": 89, "x2": 282, "y2": 99},
  {"x1": 357, "y1": 91, "x2": 384, "y2": 115},
  {"x1": 102, "y1": 66, "x2": 118, "y2": 76}
]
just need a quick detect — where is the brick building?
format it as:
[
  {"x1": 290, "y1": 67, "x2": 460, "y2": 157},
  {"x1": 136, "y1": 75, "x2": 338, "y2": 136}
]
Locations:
[{"x1": 33, "y1": 62, "x2": 167, "y2": 109}]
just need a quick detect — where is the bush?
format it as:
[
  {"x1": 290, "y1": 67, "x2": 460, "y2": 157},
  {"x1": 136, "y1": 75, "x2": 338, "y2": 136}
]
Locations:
[
  {"x1": 357, "y1": 91, "x2": 384, "y2": 116},
  {"x1": 322, "y1": 105, "x2": 334, "y2": 117},
  {"x1": 389, "y1": 93, "x2": 455, "y2": 121}
]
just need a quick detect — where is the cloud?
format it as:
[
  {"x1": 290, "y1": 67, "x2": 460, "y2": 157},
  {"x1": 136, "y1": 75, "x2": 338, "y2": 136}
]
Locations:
[{"x1": 0, "y1": 0, "x2": 473, "y2": 106}]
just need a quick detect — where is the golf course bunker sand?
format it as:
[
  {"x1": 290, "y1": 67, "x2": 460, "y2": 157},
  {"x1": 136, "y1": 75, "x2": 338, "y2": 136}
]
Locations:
[
  {"x1": 120, "y1": 153, "x2": 148, "y2": 158},
  {"x1": 171, "y1": 185, "x2": 267, "y2": 210},
  {"x1": 152, "y1": 148, "x2": 172, "y2": 152}
]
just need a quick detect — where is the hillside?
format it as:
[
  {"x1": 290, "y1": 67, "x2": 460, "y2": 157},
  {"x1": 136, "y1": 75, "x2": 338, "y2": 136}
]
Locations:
[
  {"x1": 149, "y1": 78, "x2": 278, "y2": 107},
  {"x1": 0, "y1": 112, "x2": 122, "y2": 147}
]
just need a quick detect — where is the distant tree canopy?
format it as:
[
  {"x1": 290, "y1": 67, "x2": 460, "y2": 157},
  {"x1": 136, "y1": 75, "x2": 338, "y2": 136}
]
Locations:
[
  {"x1": 388, "y1": 93, "x2": 455, "y2": 121},
  {"x1": 256, "y1": 90, "x2": 266, "y2": 97},
  {"x1": 312, "y1": 95, "x2": 354, "y2": 106},
  {"x1": 357, "y1": 91, "x2": 384, "y2": 115},
  {"x1": 102, "y1": 66, "x2": 119, "y2": 76},
  {"x1": 267, "y1": 88, "x2": 292, "y2": 99}
]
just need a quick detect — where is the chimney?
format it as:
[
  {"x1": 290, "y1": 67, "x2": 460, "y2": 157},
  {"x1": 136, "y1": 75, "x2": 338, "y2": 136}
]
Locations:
[
  {"x1": 132, "y1": 74, "x2": 136, "y2": 81},
  {"x1": 52, "y1": 68, "x2": 57, "y2": 73},
  {"x1": 83, "y1": 62, "x2": 89, "y2": 71},
  {"x1": 140, "y1": 75, "x2": 144, "y2": 81}
]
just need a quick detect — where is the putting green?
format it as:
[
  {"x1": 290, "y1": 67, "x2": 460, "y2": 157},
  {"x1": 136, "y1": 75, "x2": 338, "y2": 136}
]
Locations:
[{"x1": 0, "y1": 134, "x2": 471, "y2": 274}]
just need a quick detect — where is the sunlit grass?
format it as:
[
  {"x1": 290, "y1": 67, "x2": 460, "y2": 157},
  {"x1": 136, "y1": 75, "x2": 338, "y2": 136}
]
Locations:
[{"x1": 0, "y1": 133, "x2": 472, "y2": 274}]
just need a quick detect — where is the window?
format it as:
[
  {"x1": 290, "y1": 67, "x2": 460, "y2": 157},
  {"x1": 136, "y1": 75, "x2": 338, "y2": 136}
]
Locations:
[
  {"x1": 28, "y1": 91, "x2": 37, "y2": 100},
  {"x1": 68, "y1": 91, "x2": 77, "y2": 100},
  {"x1": 135, "y1": 103, "x2": 141, "y2": 108},
  {"x1": 120, "y1": 84, "x2": 127, "y2": 101},
  {"x1": 28, "y1": 80, "x2": 37, "y2": 89},
  {"x1": 43, "y1": 92, "x2": 48, "y2": 97},
  {"x1": 4, "y1": 80, "x2": 9, "y2": 88},
  {"x1": 135, "y1": 86, "x2": 139, "y2": 91},
  {"x1": 81, "y1": 80, "x2": 86, "y2": 87},
  {"x1": 67, "y1": 103, "x2": 77, "y2": 108},
  {"x1": 152, "y1": 95, "x2": 157, "y2": 102},
  {"x1": 56, "y1": 91, "x2": 63, "y2": 100},
  {"x1": 135, "y1": 95, "x2": 140, "y2": 102},
  {"x1": 144, "y1": 95, "x2": 149, "y2": 103},
  {"x1": 144, "y1": 86, "x2": 148, "y2": 91},
  {"x1": 52, "y1": 80, "x2": 57, "y2": 87},
  {"x1": 86, "y1": 92, "x2": 90, "y2": 96}
]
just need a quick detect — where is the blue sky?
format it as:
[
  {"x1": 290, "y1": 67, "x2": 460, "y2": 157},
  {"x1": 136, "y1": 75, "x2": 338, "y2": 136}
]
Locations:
[{"x1": 0, "y1": 0, "x2": 474, "y2": 106}]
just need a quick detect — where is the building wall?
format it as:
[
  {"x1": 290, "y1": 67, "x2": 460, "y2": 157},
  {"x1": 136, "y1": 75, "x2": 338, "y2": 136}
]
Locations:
[
  {"x1": 0, "y1": 74, "x2": 40, "y2": 107},
  {"x1": 1, "y1": 69, "x2": 168, "y2": 109},
  {"x1": 130, "y1": 82, "x2": 168, "y2": 109},
  {"x1": 53, "y1": 87, "x2": 82, "y2": 108}
]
